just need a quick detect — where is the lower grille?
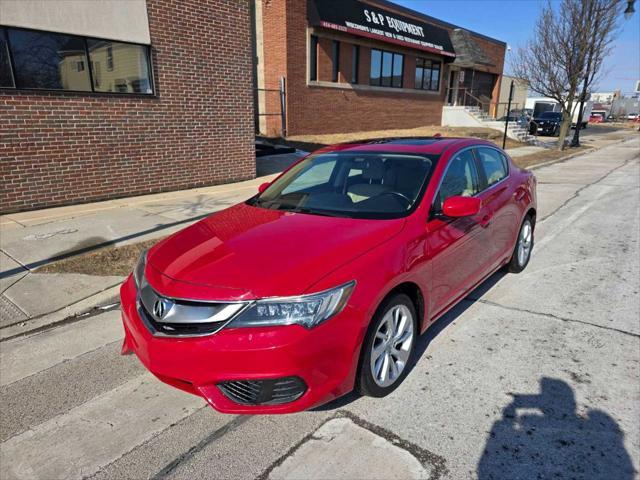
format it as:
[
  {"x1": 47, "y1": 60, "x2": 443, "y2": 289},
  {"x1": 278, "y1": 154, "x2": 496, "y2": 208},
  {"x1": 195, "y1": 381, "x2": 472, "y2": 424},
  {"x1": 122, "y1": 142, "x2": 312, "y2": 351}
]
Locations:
[{"x1": 218, "y1": 377, "x2": 307, "y2": 405}]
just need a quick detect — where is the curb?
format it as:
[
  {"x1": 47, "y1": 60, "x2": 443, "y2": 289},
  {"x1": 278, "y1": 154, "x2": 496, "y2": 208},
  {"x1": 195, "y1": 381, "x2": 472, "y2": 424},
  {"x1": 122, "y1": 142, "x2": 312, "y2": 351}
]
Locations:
[
  {"x1": 528, "y1": 136, "x2": 637, "y2": 171},
  {"x1": 528, "y1": 147, "x2": 596, "y2": 170},
  {"x1": 0, "y1": 283, "x2": 121, "y2": 341}
]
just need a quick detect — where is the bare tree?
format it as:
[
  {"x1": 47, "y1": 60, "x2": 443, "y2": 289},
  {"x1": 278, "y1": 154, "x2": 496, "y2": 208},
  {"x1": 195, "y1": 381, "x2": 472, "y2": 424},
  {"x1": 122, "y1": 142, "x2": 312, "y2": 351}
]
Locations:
[
  {"x1": 571, "y1": 0, "x2": 624, "y2": 146},
  {"x1": 511, "y1": 0, "x2": 622, "y2": 150}
]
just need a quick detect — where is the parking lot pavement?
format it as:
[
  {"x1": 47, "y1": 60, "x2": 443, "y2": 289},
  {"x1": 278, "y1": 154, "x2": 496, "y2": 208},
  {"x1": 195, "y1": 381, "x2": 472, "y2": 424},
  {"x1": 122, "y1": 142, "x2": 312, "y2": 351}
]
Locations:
[{"x1": 0, "y1": 137, "x2": 638, "y2": 479}]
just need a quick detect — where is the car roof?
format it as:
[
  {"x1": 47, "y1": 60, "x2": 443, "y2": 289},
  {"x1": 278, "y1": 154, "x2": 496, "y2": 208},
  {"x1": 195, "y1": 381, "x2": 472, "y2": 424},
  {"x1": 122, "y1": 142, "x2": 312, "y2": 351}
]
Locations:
[{"x1": 313, "y1": 137, "x2": 497, "y2": 156}]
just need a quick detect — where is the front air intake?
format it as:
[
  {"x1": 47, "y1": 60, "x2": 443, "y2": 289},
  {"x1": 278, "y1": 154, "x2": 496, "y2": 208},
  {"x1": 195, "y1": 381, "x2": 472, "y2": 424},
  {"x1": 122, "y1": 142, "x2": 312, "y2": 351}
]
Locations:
[{"x1": 218, "y1": 377, "x2": 307, "y2": 405}]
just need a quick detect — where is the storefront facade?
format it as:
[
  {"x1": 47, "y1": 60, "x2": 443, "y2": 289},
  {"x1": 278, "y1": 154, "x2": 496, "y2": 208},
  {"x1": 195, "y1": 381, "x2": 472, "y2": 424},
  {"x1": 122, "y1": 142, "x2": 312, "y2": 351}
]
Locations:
[{"x1": 256, "y1": 0, "x2": 507, "y2": 136}]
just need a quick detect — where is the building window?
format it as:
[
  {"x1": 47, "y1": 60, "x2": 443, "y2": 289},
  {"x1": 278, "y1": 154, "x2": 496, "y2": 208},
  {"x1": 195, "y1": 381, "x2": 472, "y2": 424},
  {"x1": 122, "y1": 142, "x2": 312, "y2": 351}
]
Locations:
[
  {"x1": 309, "y1": 35, "x2": 318, "y2": 81},
  {"x1": 87, "y1": 39, "x2": 152, "y2": 94},
  {"x1": 106, "y1": 46, "x2": 114, "y2": 71},
  {"x1": 351, "y1": 45, "x2": 359, "y2": 84},
  {"x1": 7, "y1": 28, "x2": 92, "y2": 91},
  {"x1": 370, "y1": 49, "x2": 404, "y2": 88},
  {"x1": 0, "y1": 28, "x2": 15, "y2": 87},
  {"x1": 331, "y1": 40, "x2": 340, "y2": 82},
  {"x1": 415, "y1": 58, "x2": 441, "y2": 91},
  {"x1": 0, "y1": 26, "x2": 153, "y2": 95}
]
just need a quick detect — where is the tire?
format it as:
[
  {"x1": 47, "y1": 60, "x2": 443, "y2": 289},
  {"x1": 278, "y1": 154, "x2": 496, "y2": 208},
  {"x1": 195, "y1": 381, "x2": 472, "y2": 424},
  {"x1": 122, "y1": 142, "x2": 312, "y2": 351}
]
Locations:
[
  {"x1": 507, "y1": 215, "x2": 534, "y2": 273},
  {"x1": 357, "y1": 293, "x2": 417, "y2": 397}
]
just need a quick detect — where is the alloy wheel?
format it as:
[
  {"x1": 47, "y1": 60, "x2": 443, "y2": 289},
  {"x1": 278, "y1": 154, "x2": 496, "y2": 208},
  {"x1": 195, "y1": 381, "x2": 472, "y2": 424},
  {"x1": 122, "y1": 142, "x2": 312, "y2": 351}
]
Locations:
[
  {"x1": 370, "y1": 304, "x2": 414, "y2": 388},
  {"x1": 517, "y1": 219, "x2": 533, "y2": 267}
]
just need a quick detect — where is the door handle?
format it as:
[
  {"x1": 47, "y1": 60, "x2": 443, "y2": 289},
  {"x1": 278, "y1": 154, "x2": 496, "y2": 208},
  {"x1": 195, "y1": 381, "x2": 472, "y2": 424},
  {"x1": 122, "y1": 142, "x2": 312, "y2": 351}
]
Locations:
[
  {"x1": 480, "y1": 212, "x2": 493, "y2": 228},
  {"x1": 514, "y1": 189, "x2": 526, "y2": 201}
]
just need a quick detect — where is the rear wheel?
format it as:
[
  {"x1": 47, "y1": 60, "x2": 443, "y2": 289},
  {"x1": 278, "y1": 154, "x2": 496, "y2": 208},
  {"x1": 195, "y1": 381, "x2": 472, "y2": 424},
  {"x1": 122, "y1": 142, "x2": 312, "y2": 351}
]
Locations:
[
  {"x1": 357, "y1": 294, "x2": 417, "y2": 397},
  {"x1": 507, "y1": 215, "x2": 534, "y2": 273}
]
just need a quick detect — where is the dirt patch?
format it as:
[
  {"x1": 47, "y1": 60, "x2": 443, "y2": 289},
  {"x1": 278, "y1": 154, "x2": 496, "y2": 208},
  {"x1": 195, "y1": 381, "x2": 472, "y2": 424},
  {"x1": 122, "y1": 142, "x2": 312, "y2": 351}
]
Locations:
[
  {"x1": 37, "y1": 238, "x2": 163, "y2": 277},
  {"x1": 272, "y1": 125, "x2": 527, "y2": 152}
]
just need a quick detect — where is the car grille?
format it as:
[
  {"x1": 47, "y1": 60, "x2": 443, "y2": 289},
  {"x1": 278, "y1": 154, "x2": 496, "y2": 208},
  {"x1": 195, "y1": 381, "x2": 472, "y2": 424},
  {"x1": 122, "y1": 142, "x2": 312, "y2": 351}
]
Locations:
[
  {"x1": 218, "y1": 377, "x2": 307, "y2": 405},
  {"x1": 137, "y1": 280, "x2": 248, "y2": 337}
]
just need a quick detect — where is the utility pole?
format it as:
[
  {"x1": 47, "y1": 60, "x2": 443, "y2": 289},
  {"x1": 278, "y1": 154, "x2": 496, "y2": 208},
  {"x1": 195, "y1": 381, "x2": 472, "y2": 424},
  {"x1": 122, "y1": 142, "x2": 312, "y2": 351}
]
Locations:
[{"x1": 502, "y1": 80, "x2": 514, "y2": 150}]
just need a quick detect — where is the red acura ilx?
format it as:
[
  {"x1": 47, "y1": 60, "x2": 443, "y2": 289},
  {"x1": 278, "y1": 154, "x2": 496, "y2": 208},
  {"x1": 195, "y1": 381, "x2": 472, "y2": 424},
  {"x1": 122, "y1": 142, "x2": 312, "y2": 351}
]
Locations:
[{"x1": 120, "y1": 137, "x2": 537, "y2": 414}]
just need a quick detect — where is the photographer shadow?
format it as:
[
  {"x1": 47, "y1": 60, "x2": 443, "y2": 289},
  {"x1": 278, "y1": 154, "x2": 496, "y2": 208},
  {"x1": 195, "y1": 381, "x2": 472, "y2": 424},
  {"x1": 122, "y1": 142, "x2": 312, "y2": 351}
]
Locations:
[{"x1": 478, "y1": 377, "x2": 635, "y2": 479}]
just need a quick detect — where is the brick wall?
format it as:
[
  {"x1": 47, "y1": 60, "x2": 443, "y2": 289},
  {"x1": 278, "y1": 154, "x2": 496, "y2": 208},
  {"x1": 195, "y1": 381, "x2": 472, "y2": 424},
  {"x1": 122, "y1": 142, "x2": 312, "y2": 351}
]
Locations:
[
  {"x1": 0, "y1": 0, "x2": 255, "y2": 213},
  {"x1": 261, "y1": 0, "x2": 506, "y2": 137}
]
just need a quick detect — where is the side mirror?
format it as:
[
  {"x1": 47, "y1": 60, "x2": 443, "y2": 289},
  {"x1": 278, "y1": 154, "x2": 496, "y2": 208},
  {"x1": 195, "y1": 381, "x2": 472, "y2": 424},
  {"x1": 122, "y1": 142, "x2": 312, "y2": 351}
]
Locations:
[
  {"x1": 442, "y1": 196, "x2": 481, "y2": 217},
  {"x1": 258, "y1": 182, "x2": 271, "y2": 194}
]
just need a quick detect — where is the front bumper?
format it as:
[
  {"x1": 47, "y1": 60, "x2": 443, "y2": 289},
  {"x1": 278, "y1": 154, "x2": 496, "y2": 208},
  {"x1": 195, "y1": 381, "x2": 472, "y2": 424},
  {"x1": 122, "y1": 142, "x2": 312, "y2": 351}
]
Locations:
[{"x1": 120, "y1": 275, "x2": 363, "y2": 414}]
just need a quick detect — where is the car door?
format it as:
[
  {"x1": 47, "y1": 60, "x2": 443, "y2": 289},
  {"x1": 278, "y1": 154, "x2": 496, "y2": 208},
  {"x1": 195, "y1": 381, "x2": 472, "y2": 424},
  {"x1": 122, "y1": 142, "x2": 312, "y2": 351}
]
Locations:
[
  {"x1": 473, "y1": 146, "x2": 517, "y2": 268},
  {"x1": 426, "y1": 148, "x2": 488, "y2": 318}
]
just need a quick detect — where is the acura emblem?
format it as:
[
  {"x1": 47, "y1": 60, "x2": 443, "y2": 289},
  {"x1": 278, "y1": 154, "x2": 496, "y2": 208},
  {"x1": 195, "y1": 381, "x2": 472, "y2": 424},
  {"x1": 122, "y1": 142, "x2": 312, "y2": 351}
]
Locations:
[{"x1": 153, "y1": 299, "x2": 169, "y2": 319}]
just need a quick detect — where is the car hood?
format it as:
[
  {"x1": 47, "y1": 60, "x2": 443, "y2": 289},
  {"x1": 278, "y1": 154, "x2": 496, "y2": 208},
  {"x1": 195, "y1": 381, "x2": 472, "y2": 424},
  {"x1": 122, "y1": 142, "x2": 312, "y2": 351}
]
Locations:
[{"x1": 147, "y1": 203, "x2": 405, "y2": 300}]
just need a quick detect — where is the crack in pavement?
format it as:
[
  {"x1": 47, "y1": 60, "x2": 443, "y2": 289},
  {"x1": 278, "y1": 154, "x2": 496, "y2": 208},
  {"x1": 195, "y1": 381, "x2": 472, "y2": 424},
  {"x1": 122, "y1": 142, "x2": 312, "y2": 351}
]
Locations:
[
  {"x1": 539, "y1": 155, "x2": 638, "y2": 223},
  {"x1": 151, "y1": 415, "x2": 252, "y2": 480},
  {"x1": 466, "y1": 298, "x2": 640, "y2": 339},
  {"x1": 257, "y1": 411, "x2": 449, "y2": 480}
]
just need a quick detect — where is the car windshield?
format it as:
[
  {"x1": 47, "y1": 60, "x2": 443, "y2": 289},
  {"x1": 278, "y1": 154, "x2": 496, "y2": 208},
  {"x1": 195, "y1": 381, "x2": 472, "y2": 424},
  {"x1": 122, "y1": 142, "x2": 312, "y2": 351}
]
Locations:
[
  {"x1": 539, "y1": 112, "x2": 562, "y2": 120},
  {"x1": 248, "y1": 151, "x2": 437, "y2": 219}
]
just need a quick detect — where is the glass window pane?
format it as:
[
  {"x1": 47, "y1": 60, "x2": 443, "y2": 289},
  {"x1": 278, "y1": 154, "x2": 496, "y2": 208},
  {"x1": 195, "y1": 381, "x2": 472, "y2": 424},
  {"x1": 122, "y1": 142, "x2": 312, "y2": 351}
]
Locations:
[
  {"x1": 381, "y1": 51, "x2": 393, "y2": 87},
  {"x1": 309, "y1": 35, "x2": 318, "y2": 81},
  {"x1": 392, "y1": 54, "x2": 403, "y2": 88},
  {"x1": 422, "y1": 66, "x2": 431, "y2": 90},
  {"x1": 477, "y1": 148, "x2": 508, "y2": 186},
  {"x1": 1, "y1": 29, "x2": 14, "y2": 87},
  {"x1": 437, "y1": 150, "x2": 478, "y2": 209},
  {"x1": 370, "y1": 49, "x2": 381, "y2": 86},
  {"x1": 431, "y1": 66, "x2": 440, "y2": 91},
  {"x1": 87, "y1": 39, "x2": 152, "y2": 94},
  {"x1": 8, "y1": 29, "x2": 91, "y2": 91},
  {"x1": 415, "y1": 66, "x2": 423, "y2": 90},
  {"x1": 351, "y1": 45, "x2": 359, "y2": 84}
]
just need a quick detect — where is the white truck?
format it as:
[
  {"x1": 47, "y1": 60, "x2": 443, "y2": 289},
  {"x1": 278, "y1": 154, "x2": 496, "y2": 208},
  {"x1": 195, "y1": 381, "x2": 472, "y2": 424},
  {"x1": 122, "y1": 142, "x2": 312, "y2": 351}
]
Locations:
[{"x1": 525, "y1": 97, "x2": 593, "y2": 128}]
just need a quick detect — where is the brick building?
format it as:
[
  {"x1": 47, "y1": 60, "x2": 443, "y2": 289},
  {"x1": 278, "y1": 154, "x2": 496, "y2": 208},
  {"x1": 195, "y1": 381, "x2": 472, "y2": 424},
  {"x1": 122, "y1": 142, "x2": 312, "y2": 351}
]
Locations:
[
  {"x1": 1, "y1": 0, "x2": 255, "y2": 213},
  {"x1": 255, "y1": 0, "x2": 507, "y2": 137}
]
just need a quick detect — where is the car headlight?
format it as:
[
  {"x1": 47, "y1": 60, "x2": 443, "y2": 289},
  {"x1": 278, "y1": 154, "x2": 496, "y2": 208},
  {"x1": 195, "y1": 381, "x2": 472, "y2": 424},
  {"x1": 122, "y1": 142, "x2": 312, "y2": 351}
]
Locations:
[
  {"x1": 230, "y1": 281, "x2": 356, "y2": 329},
  {"x1": 133, "y1": 250, "x2": 147, "y2": 287}
]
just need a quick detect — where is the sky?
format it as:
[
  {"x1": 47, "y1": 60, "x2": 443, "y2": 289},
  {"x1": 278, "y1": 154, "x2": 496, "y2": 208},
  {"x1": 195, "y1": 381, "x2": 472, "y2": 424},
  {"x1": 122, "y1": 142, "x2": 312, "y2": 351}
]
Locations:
[{"x1": 393, "y1": 0, "x2": 640, "y2": 93}]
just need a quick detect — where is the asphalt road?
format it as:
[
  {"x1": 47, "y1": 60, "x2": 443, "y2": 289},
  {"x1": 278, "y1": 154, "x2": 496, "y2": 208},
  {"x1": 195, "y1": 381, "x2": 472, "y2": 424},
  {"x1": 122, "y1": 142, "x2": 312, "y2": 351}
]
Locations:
[{"x1": 1, "y1": 137, "x2": 639, "y2": 480}]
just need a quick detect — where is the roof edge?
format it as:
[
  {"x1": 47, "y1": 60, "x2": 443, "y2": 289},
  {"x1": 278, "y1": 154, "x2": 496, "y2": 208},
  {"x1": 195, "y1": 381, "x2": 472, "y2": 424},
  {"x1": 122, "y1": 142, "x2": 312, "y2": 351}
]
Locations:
[{"x1": 367, "y1": 0, "x2": 507, "y2": 47}]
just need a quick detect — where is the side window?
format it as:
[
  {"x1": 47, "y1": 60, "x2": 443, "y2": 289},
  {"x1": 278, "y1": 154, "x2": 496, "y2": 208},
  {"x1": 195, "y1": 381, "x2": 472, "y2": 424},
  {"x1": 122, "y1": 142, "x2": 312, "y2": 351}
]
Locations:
[
  {"x1": 434, "y1": 150, "x2": 479, "y2": 211},
  {"x1": 477, "y1": 147, "x2": 508, "y2": 188}
]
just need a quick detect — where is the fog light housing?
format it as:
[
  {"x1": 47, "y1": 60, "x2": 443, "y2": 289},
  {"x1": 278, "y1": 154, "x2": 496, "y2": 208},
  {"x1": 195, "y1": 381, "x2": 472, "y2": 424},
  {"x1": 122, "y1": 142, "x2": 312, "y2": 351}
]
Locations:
[{"x1": 218, "y1": 376, "x2": 307, "y2": 405}]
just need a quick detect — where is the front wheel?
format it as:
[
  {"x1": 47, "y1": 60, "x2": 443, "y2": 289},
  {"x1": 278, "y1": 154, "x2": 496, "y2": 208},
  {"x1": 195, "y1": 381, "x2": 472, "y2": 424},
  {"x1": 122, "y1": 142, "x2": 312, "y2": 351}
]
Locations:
[
  {"x1": 507, "y1": 216, "x2": 534, "y2": 273},
  {"x1": 357, "y1": 294, "x2": 417, "y2": 397}
]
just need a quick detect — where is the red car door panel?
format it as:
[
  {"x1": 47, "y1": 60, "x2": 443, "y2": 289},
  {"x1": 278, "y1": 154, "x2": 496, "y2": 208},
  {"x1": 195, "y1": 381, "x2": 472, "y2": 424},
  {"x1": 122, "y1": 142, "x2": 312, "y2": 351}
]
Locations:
[{"x1": 426, "y1": 148, "x2": 490, "y2": 318}]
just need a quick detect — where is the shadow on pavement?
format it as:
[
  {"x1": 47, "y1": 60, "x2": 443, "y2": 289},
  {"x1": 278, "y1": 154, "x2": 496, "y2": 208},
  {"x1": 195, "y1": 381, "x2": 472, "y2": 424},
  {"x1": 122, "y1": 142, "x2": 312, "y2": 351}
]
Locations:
[{"x1": 478, "y1": 377, "x2": 635, "y2": 479}]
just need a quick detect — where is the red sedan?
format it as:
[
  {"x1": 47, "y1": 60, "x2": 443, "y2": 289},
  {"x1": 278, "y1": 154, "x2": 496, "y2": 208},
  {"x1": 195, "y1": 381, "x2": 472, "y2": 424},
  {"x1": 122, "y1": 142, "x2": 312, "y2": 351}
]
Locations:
[{"x1": 120, "y1": 137, "x2": 537, "y2": 413}]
